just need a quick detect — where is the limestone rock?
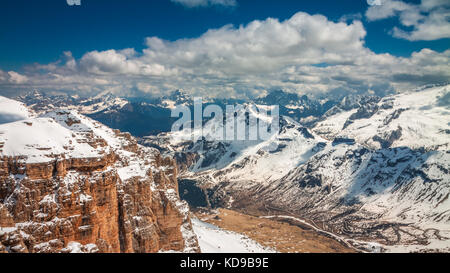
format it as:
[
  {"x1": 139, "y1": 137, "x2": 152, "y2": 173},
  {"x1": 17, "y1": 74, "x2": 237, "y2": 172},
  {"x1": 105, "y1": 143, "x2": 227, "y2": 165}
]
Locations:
[{"x1": 0, "y1": 109, "x2": 199, "y2": 253}]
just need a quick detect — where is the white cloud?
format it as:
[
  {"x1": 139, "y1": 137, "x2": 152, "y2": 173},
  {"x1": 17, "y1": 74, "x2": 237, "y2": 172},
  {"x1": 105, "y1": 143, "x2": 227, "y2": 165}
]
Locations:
[
  {"x1": 0, "y1": 11, "x2": 449, "y2": 99},
  {"x1": 171, "y1": 0, "x2": 236, "y2": 8},
  {"x1": 0, "y1": 70, "x2": 6, "y2": 82},
  {"x1": 79, "y1": 49, "x2": 171, "y2": 76},
  {"x1": 366, "y1": 0, "x2": 450, "y2": 41},
  {"x1": 143, "y1": 13, "x2": 367, "y2": 73},
  {"x1": 366, "y1": 0, "x2": 412, "y2": 20},
  {"x1": 7, "y1": 71, "x2": 28, "y2": 84}
]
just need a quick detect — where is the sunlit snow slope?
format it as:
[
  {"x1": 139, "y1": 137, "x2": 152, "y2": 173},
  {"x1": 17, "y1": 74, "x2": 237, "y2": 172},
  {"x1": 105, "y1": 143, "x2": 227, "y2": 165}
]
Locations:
[{"x1": 192, "y1": 218, "x2": 275, "y2": 253}]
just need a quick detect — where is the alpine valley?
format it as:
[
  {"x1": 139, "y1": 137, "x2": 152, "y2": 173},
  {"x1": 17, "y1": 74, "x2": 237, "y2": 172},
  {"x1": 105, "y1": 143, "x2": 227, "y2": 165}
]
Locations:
[{"x1": 2, "y1": 83, "x2": 449, "y2": 253}]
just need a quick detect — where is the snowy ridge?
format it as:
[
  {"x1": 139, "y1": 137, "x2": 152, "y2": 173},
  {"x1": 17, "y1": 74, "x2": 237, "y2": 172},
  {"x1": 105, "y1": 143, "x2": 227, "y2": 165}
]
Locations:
[
  {"x1": 78, "y1": 93, "x2": 129, "y2": 115},
  {"x1": 16, "y1": 90, "x2": 129, "y2": 116},
  {"x1": 314, "y1": 85, "x2": 450, "y2": 150},
  {"x1": 162, "y1": 104, "x2": 319, "y2": 185},
  {"x1": 147, "y1": 85, "x2": 450, "y2": 252},
  {"x1": 0, "y1": 117, "x2": 110, "y2": 163}
]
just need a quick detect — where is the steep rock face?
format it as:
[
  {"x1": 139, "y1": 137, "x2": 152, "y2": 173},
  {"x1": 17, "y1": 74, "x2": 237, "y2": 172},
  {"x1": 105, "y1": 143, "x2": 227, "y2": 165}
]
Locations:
[
  {"x1": 0, "y1": 156, "x2": 121, "y2": 253},
  {"x1": 174, "y1": 152, "x2": 201, "y2": 172},
  {"x1": 117, "y1": 155, "x2": 195, "y2": 253},
  {"x1": 0, "y1": 107, "x2": 199, "y2": 253}
]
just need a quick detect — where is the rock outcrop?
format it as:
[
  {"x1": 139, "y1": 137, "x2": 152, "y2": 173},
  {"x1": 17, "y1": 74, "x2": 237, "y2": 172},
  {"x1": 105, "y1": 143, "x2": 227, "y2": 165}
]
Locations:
[{"x1": 0, "y1": 108, "x2": 199, "y2": 253}]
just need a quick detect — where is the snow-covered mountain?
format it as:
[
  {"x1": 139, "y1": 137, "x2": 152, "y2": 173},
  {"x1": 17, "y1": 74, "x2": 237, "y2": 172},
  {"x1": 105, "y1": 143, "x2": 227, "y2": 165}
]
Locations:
[
  {"x1": 143, "y1": 84, "x2": 450, "y2": 252},
  {"x1": 16, "y1": 90, "x2": 174, "y2": 136},
  {"x1": 3, "y1": 84, "x2": 449, "y2": 252},
  {"x1": 256, "y1": 90, "x2": 336, "y2": 122},
  {"x1": 158, "y1": 89, "x2": 191, "y2": 109},
  {"x1": 0, "y1": 96, "x2": 199, "y2": 253},
  {"x1": 313, "y1": 86, "x2": 449, "y2": 149},
  {"x1": 16, "y1": 90, "x2": 129, "y2": 116},
  {"x1": 16, "y1": 89, "x2": 339, "y2": 137}
]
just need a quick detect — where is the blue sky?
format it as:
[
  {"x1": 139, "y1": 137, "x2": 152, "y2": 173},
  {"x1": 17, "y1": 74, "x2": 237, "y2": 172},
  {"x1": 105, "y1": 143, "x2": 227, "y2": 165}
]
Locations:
[{"x1": 0, "y1": 0, "x2": 449, "y2": 98}]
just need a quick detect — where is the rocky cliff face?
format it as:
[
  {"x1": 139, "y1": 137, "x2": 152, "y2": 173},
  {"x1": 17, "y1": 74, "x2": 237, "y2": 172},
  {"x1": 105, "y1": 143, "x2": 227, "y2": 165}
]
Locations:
[{"x1": 0, "y1": 107, "x2": 199, "y2": 253}]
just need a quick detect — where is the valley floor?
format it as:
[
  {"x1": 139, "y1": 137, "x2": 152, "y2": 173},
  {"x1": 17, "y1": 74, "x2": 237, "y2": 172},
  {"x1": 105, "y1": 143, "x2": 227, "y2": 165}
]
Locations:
[
  {"x1": 191, "y1": 218, "x2": 276, "y2": 253},
  {"x1": 195, "y1": 209, "x2": 356, "y2": 253}
]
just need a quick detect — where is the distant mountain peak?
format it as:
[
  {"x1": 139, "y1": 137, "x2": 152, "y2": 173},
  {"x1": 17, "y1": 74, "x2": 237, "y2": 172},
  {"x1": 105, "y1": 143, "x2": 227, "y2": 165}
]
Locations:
[
  {"x1": 162, "y1": 89, "x2": 191, "y2": 106},
  {"x1": 92, "y1": 90, "x2": 118, "y2": 100}
]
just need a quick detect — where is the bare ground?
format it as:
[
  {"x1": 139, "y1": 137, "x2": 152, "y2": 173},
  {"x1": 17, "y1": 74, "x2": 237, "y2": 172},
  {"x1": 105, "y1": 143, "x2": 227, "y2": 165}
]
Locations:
[{"x1": 195, "y1": 208, "x2": 356, "y2": 253}]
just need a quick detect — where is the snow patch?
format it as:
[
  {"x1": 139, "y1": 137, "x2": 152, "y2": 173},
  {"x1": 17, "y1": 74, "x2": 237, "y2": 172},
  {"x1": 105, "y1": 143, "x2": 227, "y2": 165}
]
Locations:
[{"x1": 192, "y1": 218, "x2": 276, "y2": 253}]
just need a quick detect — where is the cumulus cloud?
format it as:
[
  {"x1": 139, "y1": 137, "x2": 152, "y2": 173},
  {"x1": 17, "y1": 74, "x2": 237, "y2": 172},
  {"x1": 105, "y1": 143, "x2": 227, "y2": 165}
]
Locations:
[
  {"x1": 7, "y1": 71, "x2": 28, "y2": 84},
  {"x1": 0, "y1": 11, "x2": 449, "y2": 99},
  {"x1": 171, "y1": 0, "x2": 236, "y2": 8},
  {"x1": 79, "y1": 49, "x2": 171, "y2": 76},
  {"x1": 366, "y1": 0, "x2": 450, "y2": 41},
  {"x1": 143, "y1": 13, "x2": 367, "y2": 73}
]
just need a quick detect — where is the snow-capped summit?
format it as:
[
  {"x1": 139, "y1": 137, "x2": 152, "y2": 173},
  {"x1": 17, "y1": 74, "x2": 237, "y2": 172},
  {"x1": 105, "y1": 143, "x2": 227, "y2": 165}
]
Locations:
[
  {"x1": 78, "y1": 93, "x2": 129, "y2": 115},
  {"x1": 314, "y1": 85, "x2": 450, "y2": 150},
  {"x1": 159, "y1": 89, "x2": 191, "y2": 109},
  {"x1": 255, "y1": 90, "x2": 335, "y2": 121}
]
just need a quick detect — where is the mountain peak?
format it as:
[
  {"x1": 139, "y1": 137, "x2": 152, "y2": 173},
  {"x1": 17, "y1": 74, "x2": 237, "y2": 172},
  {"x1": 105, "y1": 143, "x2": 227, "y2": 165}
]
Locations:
[{"x1": 164, "y1": 89, "x2": 191, "y2": 105}]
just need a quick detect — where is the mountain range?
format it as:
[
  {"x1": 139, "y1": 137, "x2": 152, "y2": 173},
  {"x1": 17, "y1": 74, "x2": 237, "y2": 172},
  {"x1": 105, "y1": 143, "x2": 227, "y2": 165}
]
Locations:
[
  {"x1": 4, "y1": 84, "x2": 450, "y2": 252},
  {"x1": 16, "y1": 89, "x2": 343, "y2": 136},
  {"x1": 143, "y1": 84, "x2": 450, "y2": 252}
]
